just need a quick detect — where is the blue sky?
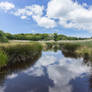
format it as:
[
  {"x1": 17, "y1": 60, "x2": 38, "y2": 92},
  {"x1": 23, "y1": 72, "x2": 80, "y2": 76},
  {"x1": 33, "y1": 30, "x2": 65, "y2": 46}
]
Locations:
[{"x1": 0, "y1": 0, "x2": 92, "y2": 37}]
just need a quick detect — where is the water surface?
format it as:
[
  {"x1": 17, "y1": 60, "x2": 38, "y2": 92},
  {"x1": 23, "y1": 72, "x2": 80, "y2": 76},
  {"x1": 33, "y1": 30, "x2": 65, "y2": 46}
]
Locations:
[{"x1": 0, "y1": 50, "x2": 92, "y2": 92}]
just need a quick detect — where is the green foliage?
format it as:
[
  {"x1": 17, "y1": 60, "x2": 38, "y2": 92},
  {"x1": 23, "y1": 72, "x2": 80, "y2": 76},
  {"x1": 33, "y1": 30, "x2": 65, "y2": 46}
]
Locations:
[
  {"x1": 5, "y1": 32, "x2": 84, "y2": 41},
  {"x1": 0, "y1": 30, "x2": 87, "y2": 41},
  {"x1": 0, "y1": 50, "x2": 8, "y2": 67},
  {"x1": 60, "y1": 43, "x2": 80, "y2": 52},
  {"x1": 5, "y1": 42, "x2": 42, "y2": 55},
  {"x1": 0, "y1": 42, "x2": 42, "y2": 67},
  {"x1": 0, "y1": 30, "x2": 8, "y2": 42},
  {"x1": 53, "y1": 33, "x2": 58, "y2": 41}
]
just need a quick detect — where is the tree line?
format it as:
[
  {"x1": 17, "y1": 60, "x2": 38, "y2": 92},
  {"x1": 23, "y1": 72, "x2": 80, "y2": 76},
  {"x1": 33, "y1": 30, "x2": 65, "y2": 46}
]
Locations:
[{"x1": 0, "y1": 30, "x2": 87, "y2": 42}]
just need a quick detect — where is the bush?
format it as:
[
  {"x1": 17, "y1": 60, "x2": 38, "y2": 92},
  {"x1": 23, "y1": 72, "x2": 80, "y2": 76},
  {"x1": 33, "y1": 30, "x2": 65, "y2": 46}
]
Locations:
[{"x1": 0, "y1": 30, "x2": 8, "y2": 42}]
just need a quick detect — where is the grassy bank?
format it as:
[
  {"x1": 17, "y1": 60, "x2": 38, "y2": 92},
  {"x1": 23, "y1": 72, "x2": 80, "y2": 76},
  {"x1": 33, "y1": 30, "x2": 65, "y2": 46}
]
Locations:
[
  {"x1": 0, "y1": 40, "x2": 92, "y2": 68},
  {"x1": 41, "y1": 40, "x2": 92, "y2": 61},
  {"x1": 58, "y1": 41, "x2": 92, "y2": 61},
  {"x1": 0, "y1": 42, "x2": 42, "y2": 68}
]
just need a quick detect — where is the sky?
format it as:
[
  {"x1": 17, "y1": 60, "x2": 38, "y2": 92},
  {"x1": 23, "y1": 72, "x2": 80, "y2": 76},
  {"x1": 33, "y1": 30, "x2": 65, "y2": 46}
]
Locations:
[{"x1": 0, "y1": 0, "x2": 92, "y2": 37}]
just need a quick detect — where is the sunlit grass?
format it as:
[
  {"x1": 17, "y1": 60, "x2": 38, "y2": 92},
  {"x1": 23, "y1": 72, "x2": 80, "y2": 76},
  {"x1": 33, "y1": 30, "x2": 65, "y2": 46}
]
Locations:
[
  {"x1": 0, "y1": 42, "x2": 42, "y2": 68},
  {"x1": 0, "y1": 50, "x2": 8, "y2": 67}
]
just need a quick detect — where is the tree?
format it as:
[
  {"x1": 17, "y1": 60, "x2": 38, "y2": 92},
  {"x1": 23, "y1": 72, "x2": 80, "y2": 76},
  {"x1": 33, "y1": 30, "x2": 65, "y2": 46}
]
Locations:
[
  {"x1": 0, "y1": 30, "x2": 8, "y2": 42},
  {"x1": 53, "y1": 33, "x2": 58, "y2": 41}
]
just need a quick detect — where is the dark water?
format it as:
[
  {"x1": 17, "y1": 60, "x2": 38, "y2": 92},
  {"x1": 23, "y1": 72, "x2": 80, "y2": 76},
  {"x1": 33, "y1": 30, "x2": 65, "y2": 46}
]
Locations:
[{"x1": 0, "y1": 50, "x2": 92, "y2": 92}]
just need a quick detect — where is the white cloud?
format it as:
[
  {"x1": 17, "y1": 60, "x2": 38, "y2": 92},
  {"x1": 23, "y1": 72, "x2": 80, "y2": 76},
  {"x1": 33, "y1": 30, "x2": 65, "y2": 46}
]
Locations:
[
  {"x1": 13, "y1": 4, "x2": 56, "y2": 28},
  {"x1": 21, "y1": 16, "x2": 27, "y2": 19},
  {"x1": 32, "y1": 15, "x2": 56, "y2": 28},
  {"x1": 2, "y1": 0, "x2": 92, "y2": 31},
  {"x1": 47, "y1": 0, "x2": 92, "y2": 32},
  {"x1": 14, "y1": 5, "x2": 44, "y2": 19},
  {"x1": 25, "y1": 5, "x2": 44, "y2": 16},
  {"x1": 0, "y1": 2, "x2": 15, "y2": 12}
]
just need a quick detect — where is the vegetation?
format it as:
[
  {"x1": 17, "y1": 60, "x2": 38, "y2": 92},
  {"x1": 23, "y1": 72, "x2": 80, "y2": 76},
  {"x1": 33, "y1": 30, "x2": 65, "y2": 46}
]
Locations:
[
  {"x1": 6, "y1": 33, "x2": 85, "y2": 41},
  {"x1": 0, "y1": 50, "x2": 8, "y2": 67},
  {"x1": 41, "y1": 41, "x2": 92, "y2": 61},
  {"x1": 0, "y1": 30, "x2": 92, "y2": 68},
  {"x1": 0, "y1": 30, "x2": 8, "y2": 42},
  {"x1": 0, "y1": 30, "x2": 87, "y2": 41},
  {"x1": 53, "y1": 33, "x2": 58, "y2": 41},
  {"x1": 0, "y1": 42, "x2": 42, "y2": 68}
]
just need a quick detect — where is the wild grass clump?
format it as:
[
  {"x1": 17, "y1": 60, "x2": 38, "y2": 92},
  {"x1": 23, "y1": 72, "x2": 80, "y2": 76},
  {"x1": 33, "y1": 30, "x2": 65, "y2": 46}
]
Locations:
[
  {"x1": 0, "y1": 42, "x2": 42, "y2": 67},
  {"x1": 0, "y1": 50, "x2": 8, "y2": 67},
  {"x1": 4, "y1": 42, "x2": 42, "y2": 55},
  {"x1": 60, "y1": 43, "x2": 80, "y2": 52},
  {"x1": 59, "y1": 41, "x2": 92, "y2": 61}
]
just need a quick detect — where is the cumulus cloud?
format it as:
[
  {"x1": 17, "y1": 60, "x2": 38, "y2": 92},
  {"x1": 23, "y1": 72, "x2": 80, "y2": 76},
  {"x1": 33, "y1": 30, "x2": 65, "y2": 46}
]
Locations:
[
  {"x1": 13, "y1": 4, "x2": 56, "y2": 28},
  {"x1": 12, "y1": 0, "x2": 92, "y2": 31},
  {"x1": 1, "y1": 0, "x2": 92, "y2": 31},
  {"x1": 32, "y1": 15, "x2": 56, "y2": 28},
  {"x1": 0, "y1": 2, "x2": 15, "y2": 12},
  {"x1": 13, "y1": 5, "x2": 44, "y2": 19},
  {"x1": 47, "y1": 0, "x2": 92, "y2": 32}
]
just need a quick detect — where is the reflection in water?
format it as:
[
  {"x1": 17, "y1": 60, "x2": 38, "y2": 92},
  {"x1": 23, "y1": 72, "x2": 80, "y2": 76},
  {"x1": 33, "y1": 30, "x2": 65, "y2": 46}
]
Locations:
[
  {"x1": 3, "y1": 67, "x2": 54, "y2": 92},
  {"x1": 0, "y1": 50, "x2": 92, "y2": 92},
  {"x1": 0, "y1": 50, "x2": 42, "y2": 87},
  {"x1": 61, "y1": 49, "x2": 79, "y2": 59}
]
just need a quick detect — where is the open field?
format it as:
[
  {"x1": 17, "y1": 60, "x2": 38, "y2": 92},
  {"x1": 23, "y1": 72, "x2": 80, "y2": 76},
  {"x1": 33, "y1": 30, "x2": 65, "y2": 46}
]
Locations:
[{"x1": 7, "y1": 39, "x2": 92, "y2": 47}]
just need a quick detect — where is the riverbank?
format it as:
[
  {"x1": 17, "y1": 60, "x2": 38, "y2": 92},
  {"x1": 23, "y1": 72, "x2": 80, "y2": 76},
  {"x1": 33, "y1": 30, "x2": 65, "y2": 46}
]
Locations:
[
  {"x1": 0, "y1": 42, "x2": 42, "y2": 68},
  {"x1": 0, "y1": 40, "x2": 92, "y2": 68},
  {"x1": 40, "y1": 40, "x2": 92, "y2": 61}
]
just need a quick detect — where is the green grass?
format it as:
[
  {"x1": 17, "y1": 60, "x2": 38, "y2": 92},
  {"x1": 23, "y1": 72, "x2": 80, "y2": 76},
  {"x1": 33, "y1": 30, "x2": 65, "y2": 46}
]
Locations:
[
  {"x1": 42, "y1": 40, "x2": 92, "y2": 61},
  {"x1": 0, "y1": 40, "x2": 92, "y2": 68},
  {"x1": 0, "y1": 42, "x2": 42, "y2": 68},
  {"x1": 0, "y1": 50, "x2": 8, "y2": 67}
]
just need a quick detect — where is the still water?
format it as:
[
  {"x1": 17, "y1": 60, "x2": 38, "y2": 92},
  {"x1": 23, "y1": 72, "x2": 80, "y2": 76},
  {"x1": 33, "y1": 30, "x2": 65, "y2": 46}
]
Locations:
[{"x1": 0, "y1": 50, "x2": 92, "y2": 92}]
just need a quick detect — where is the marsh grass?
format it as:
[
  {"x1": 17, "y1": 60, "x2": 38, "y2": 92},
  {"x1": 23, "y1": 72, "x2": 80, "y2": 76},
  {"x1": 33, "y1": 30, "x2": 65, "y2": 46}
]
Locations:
[
  {"x1": 42, "y1": 40, "x2": 92, "y2": 61},
  {"x1": 1, "y1": 40, "x2": 92, "y2": 68},
  {"x1": 59, "y1": 43, "x2": 80, "y2": 52},
  {"x1": 0, "y1": 50, "x2": 8, "y2": 67},
  {"x1": 0, "y1": 42, "x2": 42, "y2": 68},
  {"x1": 59, "y1": 41, "x2": 92, "y2": 61}
]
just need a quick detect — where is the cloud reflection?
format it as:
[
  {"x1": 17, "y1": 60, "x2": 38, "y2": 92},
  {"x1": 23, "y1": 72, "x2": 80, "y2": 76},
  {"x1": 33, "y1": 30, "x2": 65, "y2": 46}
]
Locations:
[
  {"x1": 23, "y1": 51, "x2": 91, "y2": 92},
  {"x1": 0, "y1": 51, "x2": 91, "y2": 92}
]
